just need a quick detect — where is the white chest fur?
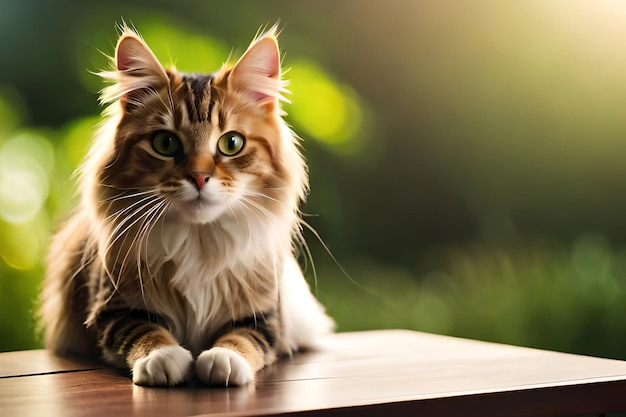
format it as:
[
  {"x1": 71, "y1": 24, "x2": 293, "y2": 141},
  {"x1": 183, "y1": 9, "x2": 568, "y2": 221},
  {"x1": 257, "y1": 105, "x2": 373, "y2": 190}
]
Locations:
[{"x1": 140, "y1": 218, "x2": 286, "y2": 353}]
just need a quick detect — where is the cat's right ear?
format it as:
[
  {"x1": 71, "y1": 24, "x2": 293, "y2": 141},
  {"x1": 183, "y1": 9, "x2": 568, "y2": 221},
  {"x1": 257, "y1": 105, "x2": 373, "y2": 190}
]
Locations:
[
  {"x1": 99, "y1": 28, "x2": 169, "y2": 110},
  {"x1": 116, "y1": 33, "x2": 161, "y2": 73}
]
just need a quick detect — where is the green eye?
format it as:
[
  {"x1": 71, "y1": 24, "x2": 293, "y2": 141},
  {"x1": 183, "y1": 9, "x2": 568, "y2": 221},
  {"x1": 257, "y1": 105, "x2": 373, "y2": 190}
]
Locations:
[
  {"x1": 217, "y1": 131, "x2": 245, "y2": 156},
  {"x1": 151, "y1": 131, "x2": 182, "y2": 157}
]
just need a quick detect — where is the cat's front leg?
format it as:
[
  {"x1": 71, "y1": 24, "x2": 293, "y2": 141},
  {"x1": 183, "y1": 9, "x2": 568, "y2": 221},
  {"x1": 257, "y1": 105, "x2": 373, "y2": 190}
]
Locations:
[
  {"x1": 196, "y1": 318, "x2": 277, "y2": 386},
  {"x1": 96, "y1": 310, "x2": 193, "y2": 386}
]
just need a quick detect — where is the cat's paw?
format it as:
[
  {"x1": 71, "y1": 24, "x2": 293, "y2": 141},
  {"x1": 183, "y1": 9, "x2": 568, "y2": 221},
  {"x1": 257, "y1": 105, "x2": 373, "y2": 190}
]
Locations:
[
  {"x1": 132, "y1": 345, "x2": 193, "y2": 387},
  {"x1": 195, "y1": 347, "x2": 254, "y2": 387}
]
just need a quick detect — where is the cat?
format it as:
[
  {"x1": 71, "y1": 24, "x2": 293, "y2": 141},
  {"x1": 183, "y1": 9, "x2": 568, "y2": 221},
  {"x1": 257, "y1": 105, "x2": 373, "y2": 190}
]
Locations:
[{"x1": 40, "y1": 24, "x2": 334, "y2": 387}]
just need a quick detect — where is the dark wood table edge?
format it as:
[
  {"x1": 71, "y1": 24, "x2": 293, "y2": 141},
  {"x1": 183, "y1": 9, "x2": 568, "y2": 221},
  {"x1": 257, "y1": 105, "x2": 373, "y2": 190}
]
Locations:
[{"x1": 264, "y1": 379, "x2": 626, "y2": 417}]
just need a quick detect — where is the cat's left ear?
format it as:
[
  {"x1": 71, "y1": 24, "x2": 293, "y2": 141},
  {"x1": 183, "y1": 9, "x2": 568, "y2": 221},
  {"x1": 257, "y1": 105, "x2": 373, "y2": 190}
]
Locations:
[{"x1": 229, "y1": 30, "x2": 286, "y2": 111}]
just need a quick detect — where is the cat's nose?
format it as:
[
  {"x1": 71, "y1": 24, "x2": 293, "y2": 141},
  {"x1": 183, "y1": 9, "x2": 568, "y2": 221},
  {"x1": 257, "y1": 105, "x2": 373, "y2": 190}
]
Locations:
[{"x1": 188, "y1": 172, "x2": 210, "y2": 191}]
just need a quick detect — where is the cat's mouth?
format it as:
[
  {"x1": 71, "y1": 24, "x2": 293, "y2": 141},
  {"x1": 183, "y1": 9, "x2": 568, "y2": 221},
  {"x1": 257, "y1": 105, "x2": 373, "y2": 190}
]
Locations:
[
  {"x1": 169, "y1": 193, "x2": 227, "y2": 224},
  {"x1": 189, "y1": 195, "x2": 215, "y2": 211}
]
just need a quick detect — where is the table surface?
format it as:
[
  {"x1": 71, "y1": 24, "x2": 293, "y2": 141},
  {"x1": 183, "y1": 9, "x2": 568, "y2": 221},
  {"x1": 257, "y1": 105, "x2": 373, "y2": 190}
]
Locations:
[{"x1": 1, "y1": 330, "x2": 626, "y2": 417}]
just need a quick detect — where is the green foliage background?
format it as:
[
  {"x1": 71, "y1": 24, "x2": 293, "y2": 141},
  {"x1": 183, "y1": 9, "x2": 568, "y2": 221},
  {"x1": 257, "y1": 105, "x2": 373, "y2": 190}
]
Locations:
[{"x1": 1, "y1": 0, "x2": 626, "y2": 360}]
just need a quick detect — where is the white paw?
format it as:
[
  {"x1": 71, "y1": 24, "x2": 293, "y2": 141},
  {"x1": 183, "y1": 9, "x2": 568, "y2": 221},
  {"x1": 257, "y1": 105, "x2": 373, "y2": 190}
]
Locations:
[
  {"x1": 132, "y1": 345, "x2": 193, "y2": 387},
  {"x1": 195, "y1": 347, "x2": 254, "y2": 386}
]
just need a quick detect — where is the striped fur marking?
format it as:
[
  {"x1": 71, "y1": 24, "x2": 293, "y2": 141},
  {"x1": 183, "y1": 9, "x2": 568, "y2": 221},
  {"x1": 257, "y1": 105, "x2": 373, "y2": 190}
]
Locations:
[
  {"x1": 181, "y1": 73, "x2": 215, "y2": 122},
  {"x1": 96, "y1": 310, "x2": 176, "y2": 366}
]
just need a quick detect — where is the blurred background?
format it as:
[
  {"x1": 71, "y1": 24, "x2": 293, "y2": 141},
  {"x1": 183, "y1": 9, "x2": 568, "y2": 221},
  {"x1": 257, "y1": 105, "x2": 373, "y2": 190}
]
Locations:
[{"x1": 1, "y1": 0, "x2": 626, "y2": 359}]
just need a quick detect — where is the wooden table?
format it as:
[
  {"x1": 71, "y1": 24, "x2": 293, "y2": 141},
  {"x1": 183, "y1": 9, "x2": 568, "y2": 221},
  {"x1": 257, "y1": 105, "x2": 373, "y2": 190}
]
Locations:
[{"x1": 1, "y1": 330, "x2": 625, "y2": 416}]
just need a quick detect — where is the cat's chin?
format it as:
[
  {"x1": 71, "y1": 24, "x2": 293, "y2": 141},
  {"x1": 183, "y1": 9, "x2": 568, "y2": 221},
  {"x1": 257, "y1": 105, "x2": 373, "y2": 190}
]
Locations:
[{"x1": 168, "y1": 200, "x2": 227, "y2": 225}]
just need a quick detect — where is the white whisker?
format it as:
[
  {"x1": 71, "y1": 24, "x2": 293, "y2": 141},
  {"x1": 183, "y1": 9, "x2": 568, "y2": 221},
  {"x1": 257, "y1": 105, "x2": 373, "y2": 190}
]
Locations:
[
  {"x1": 133, "y1": 199, "x2": 169, "y2": 306},
  {"x1": 238, "y1": 196, "x2": 281, "y2": 222},
  {"x1": 103, "y1": 189, "x2": 157, "y2": 203},
  {"x1": 241, "y1": 190, "x2": 281, "y2": 204},
  {"x1": 104, "y1": 193, "x2": 159, "y2": 224},
  {"x1": 101, "y1": 194, "x2": 162, "y2": 284}
]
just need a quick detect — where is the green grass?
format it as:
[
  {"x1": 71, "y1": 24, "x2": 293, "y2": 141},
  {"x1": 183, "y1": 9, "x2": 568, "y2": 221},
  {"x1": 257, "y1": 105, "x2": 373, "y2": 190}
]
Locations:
[{"x1": 312, "y1": 235, "x2": 626, "y2": 360}]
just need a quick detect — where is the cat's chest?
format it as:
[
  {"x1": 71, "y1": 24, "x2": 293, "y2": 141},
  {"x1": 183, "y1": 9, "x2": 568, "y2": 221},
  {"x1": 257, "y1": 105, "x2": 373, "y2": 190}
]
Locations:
[{"x1": 140, "y1": 222, "x2": 279, "y2": 335}]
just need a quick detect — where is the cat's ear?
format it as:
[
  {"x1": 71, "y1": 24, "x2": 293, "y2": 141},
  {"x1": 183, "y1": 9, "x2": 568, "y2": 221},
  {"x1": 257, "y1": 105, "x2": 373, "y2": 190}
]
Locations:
[
  {"x1": 115, "y1": 31, "x2": 164, "y2": 75},
  {"x1": 228, "y1": 30, "x2": 287, "y2": 111},
  {"x1": 99, "y1": 28, "x2": 169, "y2": 109}
]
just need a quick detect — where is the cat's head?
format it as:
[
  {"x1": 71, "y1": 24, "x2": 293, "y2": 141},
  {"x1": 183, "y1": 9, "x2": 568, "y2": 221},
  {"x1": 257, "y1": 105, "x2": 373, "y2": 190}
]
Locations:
[{"x1": 84, "y1": 26, "x2": 307, "y2": 229}]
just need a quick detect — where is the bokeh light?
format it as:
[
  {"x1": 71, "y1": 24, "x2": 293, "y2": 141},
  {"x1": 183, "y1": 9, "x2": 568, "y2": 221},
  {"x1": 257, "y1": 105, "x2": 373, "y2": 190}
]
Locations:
[
  {"x1": 0, "y1": 132, "x2": 53, "y2": 225},
  {"x1": 287, "y1": 60, "x2": 363, "y2": 149}
]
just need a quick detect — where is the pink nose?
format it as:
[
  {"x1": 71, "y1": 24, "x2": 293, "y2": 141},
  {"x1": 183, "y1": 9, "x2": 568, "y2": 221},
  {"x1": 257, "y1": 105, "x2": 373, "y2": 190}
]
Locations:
[{"x1": 189, "y1": 172, "x2": 210, "y2": 191}]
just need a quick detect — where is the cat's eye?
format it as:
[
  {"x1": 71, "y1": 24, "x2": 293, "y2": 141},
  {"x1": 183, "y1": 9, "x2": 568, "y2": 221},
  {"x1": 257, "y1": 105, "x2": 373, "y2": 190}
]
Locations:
[
  {"x1": 217, "y1": 132, "x2": 246, "y2": 156},
  {"x1": 151, "y1": 131, "x2": 182, "y2": 157}
]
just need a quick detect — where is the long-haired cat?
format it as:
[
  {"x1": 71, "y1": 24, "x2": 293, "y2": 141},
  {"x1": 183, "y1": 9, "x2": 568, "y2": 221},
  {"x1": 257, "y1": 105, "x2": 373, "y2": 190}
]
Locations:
[{"x1": 40, "y1": 25, "x2": 334, "y2": 387}]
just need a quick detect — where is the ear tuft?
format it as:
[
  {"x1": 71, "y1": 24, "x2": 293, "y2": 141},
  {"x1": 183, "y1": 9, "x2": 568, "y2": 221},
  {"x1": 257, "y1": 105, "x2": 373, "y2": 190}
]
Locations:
[
  {"x1": 98, "y1": 26, "x2": 169, "y2": 107},
  {"x1": 229, "y1": 29, "x2": 288, "y2": 107}
]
